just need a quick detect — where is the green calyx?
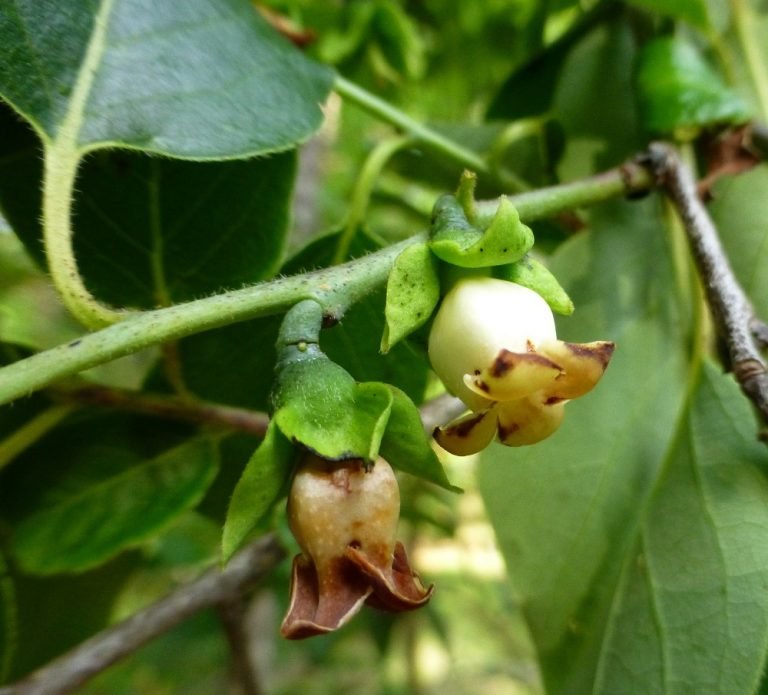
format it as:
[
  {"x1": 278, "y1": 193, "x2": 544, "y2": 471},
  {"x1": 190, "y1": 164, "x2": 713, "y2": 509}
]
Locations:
[
  {"x1": 429, "y1": 192, "x2": 534, "y2": 268},
  {"x1": 495, "y1": 254, "x2": 574, "y2": 315}
]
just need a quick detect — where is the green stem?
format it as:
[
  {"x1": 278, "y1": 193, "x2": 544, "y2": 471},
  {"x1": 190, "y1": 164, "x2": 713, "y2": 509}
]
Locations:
[
  {"x1": 333, "y1": 134, "x2": 413, "y2": 265},
  {"x1": 0, "y1": 238, "x2": 415, "y2": 406},
  {"x1": 336, "y1": 75, "x2": 530, "y2": 192},
  {"x1": 0, "y1": 161, "x2": 656, "y2": 406},
  {"x1": 731, "y1": 0, "x2": 768, "y2": 121},
  {"x1": 0, "y1": 404, "x2": 77, "y2": 470},
  {"x1": 476, "y1": 159, "x2": 654, "y2": 224},
  {"x1": 334, "y1": 75, "x2": 490, "y2": 176}
]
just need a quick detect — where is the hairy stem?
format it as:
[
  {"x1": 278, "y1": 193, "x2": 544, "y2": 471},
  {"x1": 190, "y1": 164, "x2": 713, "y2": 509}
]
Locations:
[{"x1": 0, "y1": 162, "x2": 654, "y2": 406}]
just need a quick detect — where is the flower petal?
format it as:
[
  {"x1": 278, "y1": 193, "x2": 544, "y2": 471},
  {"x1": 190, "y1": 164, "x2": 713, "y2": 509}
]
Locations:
[
  {"x1": 347, "y1": 541, "x2": 433, "y2": 612},
  {"x1": 463, "y1": 348, "x2": 563, "y2": 402},
  {"x1": 433, "y1": 408, "x2": 497, "y2": 456},
  {"x1": 280, "y1": 554, "x2": 372, "y2": 640},
  {"x1": 496, "y1": 396, "x2": 565, "y2": 446},
  {"x1": 539, "y1": 340, "x2": 615, "y2": 400}
]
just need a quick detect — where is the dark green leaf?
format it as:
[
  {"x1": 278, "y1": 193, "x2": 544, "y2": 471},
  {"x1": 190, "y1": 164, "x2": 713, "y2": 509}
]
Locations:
[
  {"x1": 709, "y1": 165, "x2": 768, "y2": 317},
  {"x1": 479, "y1": 195, "x2": 693, "y2": 693},
  {"x1": 13, "y1": 437, "x2": 219, "y2": 574},
  {"x1": 222, "y1": 421, "x2": 294, "y2": 563},
  {"x1": 379, "y1": 386, "x2": 458, "y2": 492},
  {"x1": 6, "y1": 553, "x2": 137, "y2": 679},
  {"x1": 73, "y1": 150, "x2": 296, "y2": 308},
  {"x1": 168, "y1": 316, "x2": 282, "y2": 410},
  {"x1": 381, "y1": 242, "x2": 440, "y2": 352},
  {"x1": 0, "y1": 0, "x2": 333, "y2": 158},
  {"x1": 636, "y1": 37, "x2": 750, "y2": 135}
]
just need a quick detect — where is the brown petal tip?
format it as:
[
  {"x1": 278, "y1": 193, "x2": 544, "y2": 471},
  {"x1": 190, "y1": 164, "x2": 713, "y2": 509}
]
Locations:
[
  {"x1": 280, "y1": 555, "x2": 372, "y2": 640},
  {"x1": 347, "y1": 542, "x2": 433, "y2": 613}
]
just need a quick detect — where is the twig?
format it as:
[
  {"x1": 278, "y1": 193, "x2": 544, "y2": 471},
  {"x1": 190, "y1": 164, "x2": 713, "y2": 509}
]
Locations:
[
  {"x1": 53, "y1": 385, "x2": 270, "y2": 436},
  {"x1": 217, "y1": 597, "x2": 263, "y2": 695},
  {"x1": 648, "y1": 142, "x2": 768, "y2": 431},
  {"x1": 0, "y1": 536, "x2": 285, "y2": 695}
]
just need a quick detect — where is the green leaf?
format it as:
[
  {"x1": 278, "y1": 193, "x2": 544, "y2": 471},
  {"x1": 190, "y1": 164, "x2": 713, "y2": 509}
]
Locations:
[
  {"x1": 72, "y1": 150, "x2": 296, "y2": 308},
  {"x1": 6, "y1": 553, "x2": 136, "y2": 679},
  {"x1": 430, "y1": 194, "x2": 534, "y2": 268},
  {"x1": 222, "y1": 422, "x2": 294, "y2": 563},
  {"x1": 636, "y1": 37, "x2": 750, "y2": 136},
  {"x1": 495, "y1": 253, "x2": 574, "y2": 315},
  {"x1": 379, "y1": 386, "x2": 458, "y2": 492},
  {"x1": 593, "y1": 362, "x2": 768, "y2": 693},
  {"x1": 274, "y1": 354, "x2": 394, "y2": 463},
  {"x1": 0, "y1": 99, "x2": 296, "y2": 311},
  {"x1": 0, "y1": 0, "x2": 333, "y2": 158},
  {"x1": 479, "y1": 195, "x2": 694, "y2": 693},
  {"x1": 381, "y1": 242, "x2": 440, "y2": 353},
  {"x1": 13, "y1": 437, "x2": 219, "y2": 574},
  {"x1": 708, "y1": 165, "x2": 768, "y2": 318}
]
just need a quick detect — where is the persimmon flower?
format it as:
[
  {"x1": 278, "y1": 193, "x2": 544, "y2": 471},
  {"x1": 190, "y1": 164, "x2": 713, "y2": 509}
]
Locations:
[
  {"x1": 428, "y1": 277, "x2": 614, "y2": 455},
  {"x1": 281, "y1": 455, "x2": 432, "y2": 640}
]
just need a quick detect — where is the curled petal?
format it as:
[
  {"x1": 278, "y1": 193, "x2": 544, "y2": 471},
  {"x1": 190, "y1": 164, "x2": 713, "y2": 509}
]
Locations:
[
  {"x1": 539, "y1": 340, "x2": 615, "y2": 400},
  {"x1": 280, "y1": 555, "x2": 372, "y2": 640},
  {"x1": 348, "y1": 541, "x2": 433, "y2": 612},
  {"x1": 433, "y1": 408, "x2": 497, "y2": 456},
  {"x1": 496, "y1": 397, "x2": 565, "y2": 446},
  {"x1": 463, "y1": 349, "x2": 562, "y2": 402}
]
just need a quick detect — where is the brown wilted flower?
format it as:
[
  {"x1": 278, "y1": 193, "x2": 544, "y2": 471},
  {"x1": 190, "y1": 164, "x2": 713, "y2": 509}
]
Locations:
[{"x1": 281, "y1": 455, "x2": 432, "y2": 639}]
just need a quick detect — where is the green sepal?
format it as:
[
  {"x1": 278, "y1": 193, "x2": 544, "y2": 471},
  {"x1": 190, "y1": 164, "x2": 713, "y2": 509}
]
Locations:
[
  {"x1": 496, "y1": 254, "x2": 574, "y2": 315},
  {"x1": 380, "y1": 386, "x2": 461, "y2": 492},
  {"x1": 221, "y1": 422, "x2": 295, "y2": 563},
  {"x1": 636, "y1": 37, "x2": 750, "y2": 136},
  {"x1": 273, "y1": 352, "x2": 394, "y2": 463},
  {"x1": 429, "y1": 194, "x2": 534, "y2": 268},
  {"x1": 381, "y1": 242, "x2": 440, "y2": 353}
]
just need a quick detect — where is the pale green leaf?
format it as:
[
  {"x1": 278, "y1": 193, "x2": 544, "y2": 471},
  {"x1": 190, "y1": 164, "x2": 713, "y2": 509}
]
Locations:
[{"x1": 381, "y1": 242, "x2": 440, "y2": 352}]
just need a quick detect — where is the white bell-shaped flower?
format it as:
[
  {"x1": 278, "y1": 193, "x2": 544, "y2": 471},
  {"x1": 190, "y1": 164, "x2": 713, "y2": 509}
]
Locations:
[{"x1": 428, "y1": 277, "x2": 614, "y2": 455}]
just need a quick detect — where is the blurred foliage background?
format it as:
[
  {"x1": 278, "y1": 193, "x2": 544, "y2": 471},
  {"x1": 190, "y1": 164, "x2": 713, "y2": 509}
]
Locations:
[{"x1": 2, "y1": 0, "x2": 768, "y2": 693}]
